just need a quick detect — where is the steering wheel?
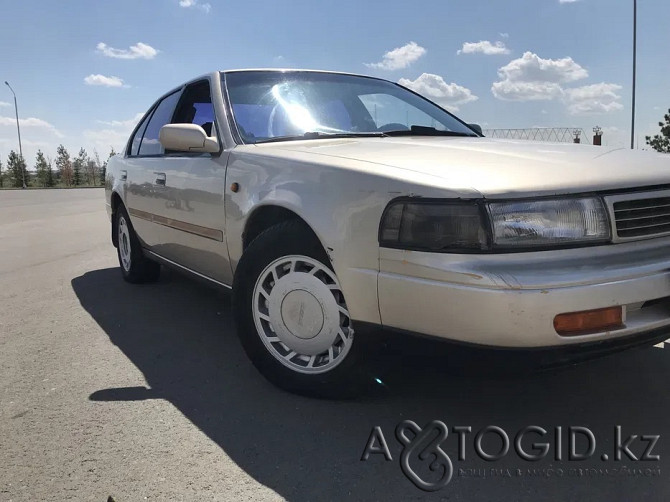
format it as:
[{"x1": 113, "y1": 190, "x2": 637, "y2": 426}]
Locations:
[{"x1": 377, "y1": 122, "x2": 410, "y2": 132}]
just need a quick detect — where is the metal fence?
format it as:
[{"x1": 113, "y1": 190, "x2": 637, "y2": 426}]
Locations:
[{"x1": 482, "y1": 128, "x2": 595, "y2": 145}]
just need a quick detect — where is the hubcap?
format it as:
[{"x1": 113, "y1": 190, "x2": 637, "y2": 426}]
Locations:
[
  {"x1": 281, "y1": 290, "x2": 324, "y2": 339},
  {"x1": 118, "y1": 216, "x2": 131, "y2": 272},
  {"x1": 252, "y1": 255, "x2": 354, "y2": 374}
]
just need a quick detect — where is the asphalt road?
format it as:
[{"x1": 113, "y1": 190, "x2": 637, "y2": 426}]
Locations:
[{"x1": 1, "y1": 188, "x2": 670, "y2": 501}]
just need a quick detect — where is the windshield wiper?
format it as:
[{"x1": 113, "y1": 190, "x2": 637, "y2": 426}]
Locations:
[
  {"x1": 252, "y1": 126, "x2": 477, "y2": 144},
  {"x1": 383, "y1": 125, "x2": 478, "y2": 137},
  {"x1": 254, "y1": 131, "x2": 387, "y2": 144}
]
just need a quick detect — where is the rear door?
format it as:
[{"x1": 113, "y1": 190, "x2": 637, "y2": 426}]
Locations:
[{"x1": 124, "y1": 89, "x2": 183, "y2": 247}]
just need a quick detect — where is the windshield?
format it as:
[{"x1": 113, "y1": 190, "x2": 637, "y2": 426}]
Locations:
[{"x1": 223, "y1": 71, "x2": 477, "y2": 144}]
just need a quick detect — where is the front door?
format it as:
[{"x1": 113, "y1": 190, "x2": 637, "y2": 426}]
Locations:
[{"x1": 136, "y1": 79, "x2": 232, "y2": 285}]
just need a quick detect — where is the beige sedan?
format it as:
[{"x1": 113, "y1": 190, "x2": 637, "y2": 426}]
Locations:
[{"x1": 106, "y1": 69, "x2": 670, "y2": 396}]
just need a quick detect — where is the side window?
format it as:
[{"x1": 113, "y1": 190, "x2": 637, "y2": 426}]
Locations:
[
  {"x1": 129, "y1": 112, "x2": 152, "y2": 156},
  {"x1": 172, "y1": 81, "x2": 216, "y2": 137},
  {"x1": 138, "y1": 91, "x2": 182, "y2": 156}
]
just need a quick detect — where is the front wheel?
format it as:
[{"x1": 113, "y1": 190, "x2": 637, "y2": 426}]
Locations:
[{"x1": 233, "y1": 221, "x2": 365, "y2": 398}]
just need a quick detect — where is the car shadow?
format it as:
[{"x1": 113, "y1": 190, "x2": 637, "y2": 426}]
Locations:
[{"x1": 72, "y1": 268, "x2": 670, "y2": 501}]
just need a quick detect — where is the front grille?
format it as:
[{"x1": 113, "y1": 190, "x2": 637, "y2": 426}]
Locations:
[{"x1": 613, "y1": 196, "x2": 670, "y2": 238}]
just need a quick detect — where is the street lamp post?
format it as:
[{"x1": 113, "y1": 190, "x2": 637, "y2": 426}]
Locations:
[
  {"x1": 631, "y1": 0, "x2": 637, "y2": 150},
  {"x1": 4, "y1": 81, "x2": 26, "y2": 188}
]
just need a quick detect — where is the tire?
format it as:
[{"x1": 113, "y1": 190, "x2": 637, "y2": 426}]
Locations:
[
  {"x1": 233, "y1": 220, "x2": 366, "y2": 398},
  {"x1": 115, "y1": 205, "x2": 161, "y2": 284}
]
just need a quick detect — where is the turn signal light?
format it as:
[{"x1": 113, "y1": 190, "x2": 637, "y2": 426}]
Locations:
[{"x1": 554, "y1": 306, "x2": 623, "y2": 336}]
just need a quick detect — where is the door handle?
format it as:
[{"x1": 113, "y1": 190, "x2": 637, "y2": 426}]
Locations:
[
  {"x1": 120, "y1": 170, "x2": 127, "y2": 181},
  {"x1": 154, "y1": 172, "x2": 166, "y2": 186}
]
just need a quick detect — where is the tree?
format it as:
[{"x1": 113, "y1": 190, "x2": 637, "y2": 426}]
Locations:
[
  {"x1": 90, "y1": 150, "x2": 102, "y2": 186},
  {"x1": 646, "y1": 108, "x2": 670, "y2": 153},
  {"x1": 95, "y1": 150, "x2": 105, "y2": 186},
  {"x1": 101, "y1": 147, "x2": 116, "y2": 186},
  {"x1": 86, "y1": 159, "x2": 97, "y2": 186},
  {"x1": 35, "y1": 150, "x2": 49, "y2": 188},
  {"x1": 0, "y1": 156, "x2": 4, "y2": 188},
  {"x1": 46, "y1": 156, "x2": 55, "y2": 187},
  {"x1": 73, "y1": 148, "x2": 87, "y2": 186},
  {"x1": 56, "y1": 144, "x2": 73, "y2": 186},
  {"x1": 73, "y1": 162, "x2": 81, "y2": 186},
  {"x1": 7, "y1": 150, "x2": 27, "y2": 188}
]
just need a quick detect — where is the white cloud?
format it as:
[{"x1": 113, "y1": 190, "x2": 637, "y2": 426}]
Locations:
[
  {"x1": 596, "y1": 126, "x2": 627, "y2": 148},
  {"x1": 491, "y1": 52, "x2": 622, "y2": 115},
  {"x1": 0, "y1": 115, "x2": 64, "y2": 165},
  {"x1": 0, "y1": 137, "x2": 61, "y2": 165},
  {"x1": 493, "y1": 80, "x2": 565, "y2": 101},
  {"x1": 84, "y1": 74, "x2": 125, "y2": 88},
  {"x1": 458, "y1": 40, "x2": 510, "y2": 56},
  {"x1": 492, "y1": 51, "x2": 588, "y2": 101},
  {"x1": 500, "y1": 33, "x2": 509, "y2": 38},
  {"x1": 365, "y1": 42, "x2": 426, "y2": 71},
  {"x1": 0, "y1": 115, "x2": 63, "y2": 137},
  {"x1": 84, "y1": 113, "x2": 144, "y2": 153},
  {"x1": 498, "y1": 52, "x2": 588, "y2": 85},
  {"x1": 96, "y1": 113, "x2": 145, "y2": 129},
  {"x1": 564, "y1": 83, "x2": 624, "y2": 114},
  {"x1": 0, "y1": 101, "x2": 11, "y2": 108},
  {"x1": 398, "y1": 73, "x2": 478, "y2": 111},
  {"x1": 179, "y1": 0, "x2": 212, "y2": 13},
  {"x1": 83, "y1": 128, "x2": 133, "y2": 151},
  {"x1": 559, "y1": 0, "x2": 581, "y2": 3},
  {"x1": 96, "y1": 42, "x2": 158, "y2": 60}
]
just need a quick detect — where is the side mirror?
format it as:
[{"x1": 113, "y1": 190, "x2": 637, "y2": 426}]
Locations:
[
  {"x1": 467, "y1": 123, "x2": 483, "y2": 136},
  {"x1": 159, "y1": 124, "x2": 219, "y2": 153}
]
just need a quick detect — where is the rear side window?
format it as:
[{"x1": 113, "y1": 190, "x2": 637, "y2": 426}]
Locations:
[
  {"x1": 172, "y1": 80, "x2": 216, "y2": 137},
  {"x1": 139, "y1": 91, "x2": 181, "y2": 156},
  {"x1": 129, "y1": 112, "x2": 152, "y2": 156},
  {"x1": 192, "y1": 102, "x2": 215, "y2": 125}
]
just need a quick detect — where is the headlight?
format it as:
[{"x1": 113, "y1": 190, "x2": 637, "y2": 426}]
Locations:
[
  {"x1": 379, "y1": 196, "x2": 611, "y2": 253},
  {"x1": 487, "y1": 197, "x2": 610, "y2": 249},
  {"x1": 379, "y1": 201, "x2": 489, "y2": 251}
]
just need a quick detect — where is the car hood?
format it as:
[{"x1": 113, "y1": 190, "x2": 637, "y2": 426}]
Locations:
[{"x1": 257, "y1": 137, "x2": 670, "y2": 198}]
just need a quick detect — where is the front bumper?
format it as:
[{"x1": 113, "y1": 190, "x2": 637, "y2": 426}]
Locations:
[
  {"x1": 378, "y1": 236, "x2": 670, "y2": 348},
  {"x1": 354, "y1": 321, "x2": 669, "y2": 369}
]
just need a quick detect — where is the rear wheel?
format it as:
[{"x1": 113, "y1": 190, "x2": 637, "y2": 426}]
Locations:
[
  {"x1": 116, "y1": 205, "x2": 160, "y2": 284},
  {"x1": 233, "y1": 220, "x2": 365, "y2": 398}
]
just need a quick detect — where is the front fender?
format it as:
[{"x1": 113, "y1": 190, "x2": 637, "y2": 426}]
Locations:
[{"x1": 225, "y1": 152, "x2": 392, "y2": 324}]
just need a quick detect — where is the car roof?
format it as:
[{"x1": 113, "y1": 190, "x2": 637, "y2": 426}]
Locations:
[
  {"x1": 158, "y1": 69, "x2": 393, "y2": 113},
  {"x1": 169, "y1": 69, "x2": 386, "y2": 95},
  {"x1": 219, "y1": 68, "x2": 381, "y2": 80}
]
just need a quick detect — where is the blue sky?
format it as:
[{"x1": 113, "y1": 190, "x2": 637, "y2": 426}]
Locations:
[{"x1": 1, "y1": 0, "x2": 668, "y2": 166}]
